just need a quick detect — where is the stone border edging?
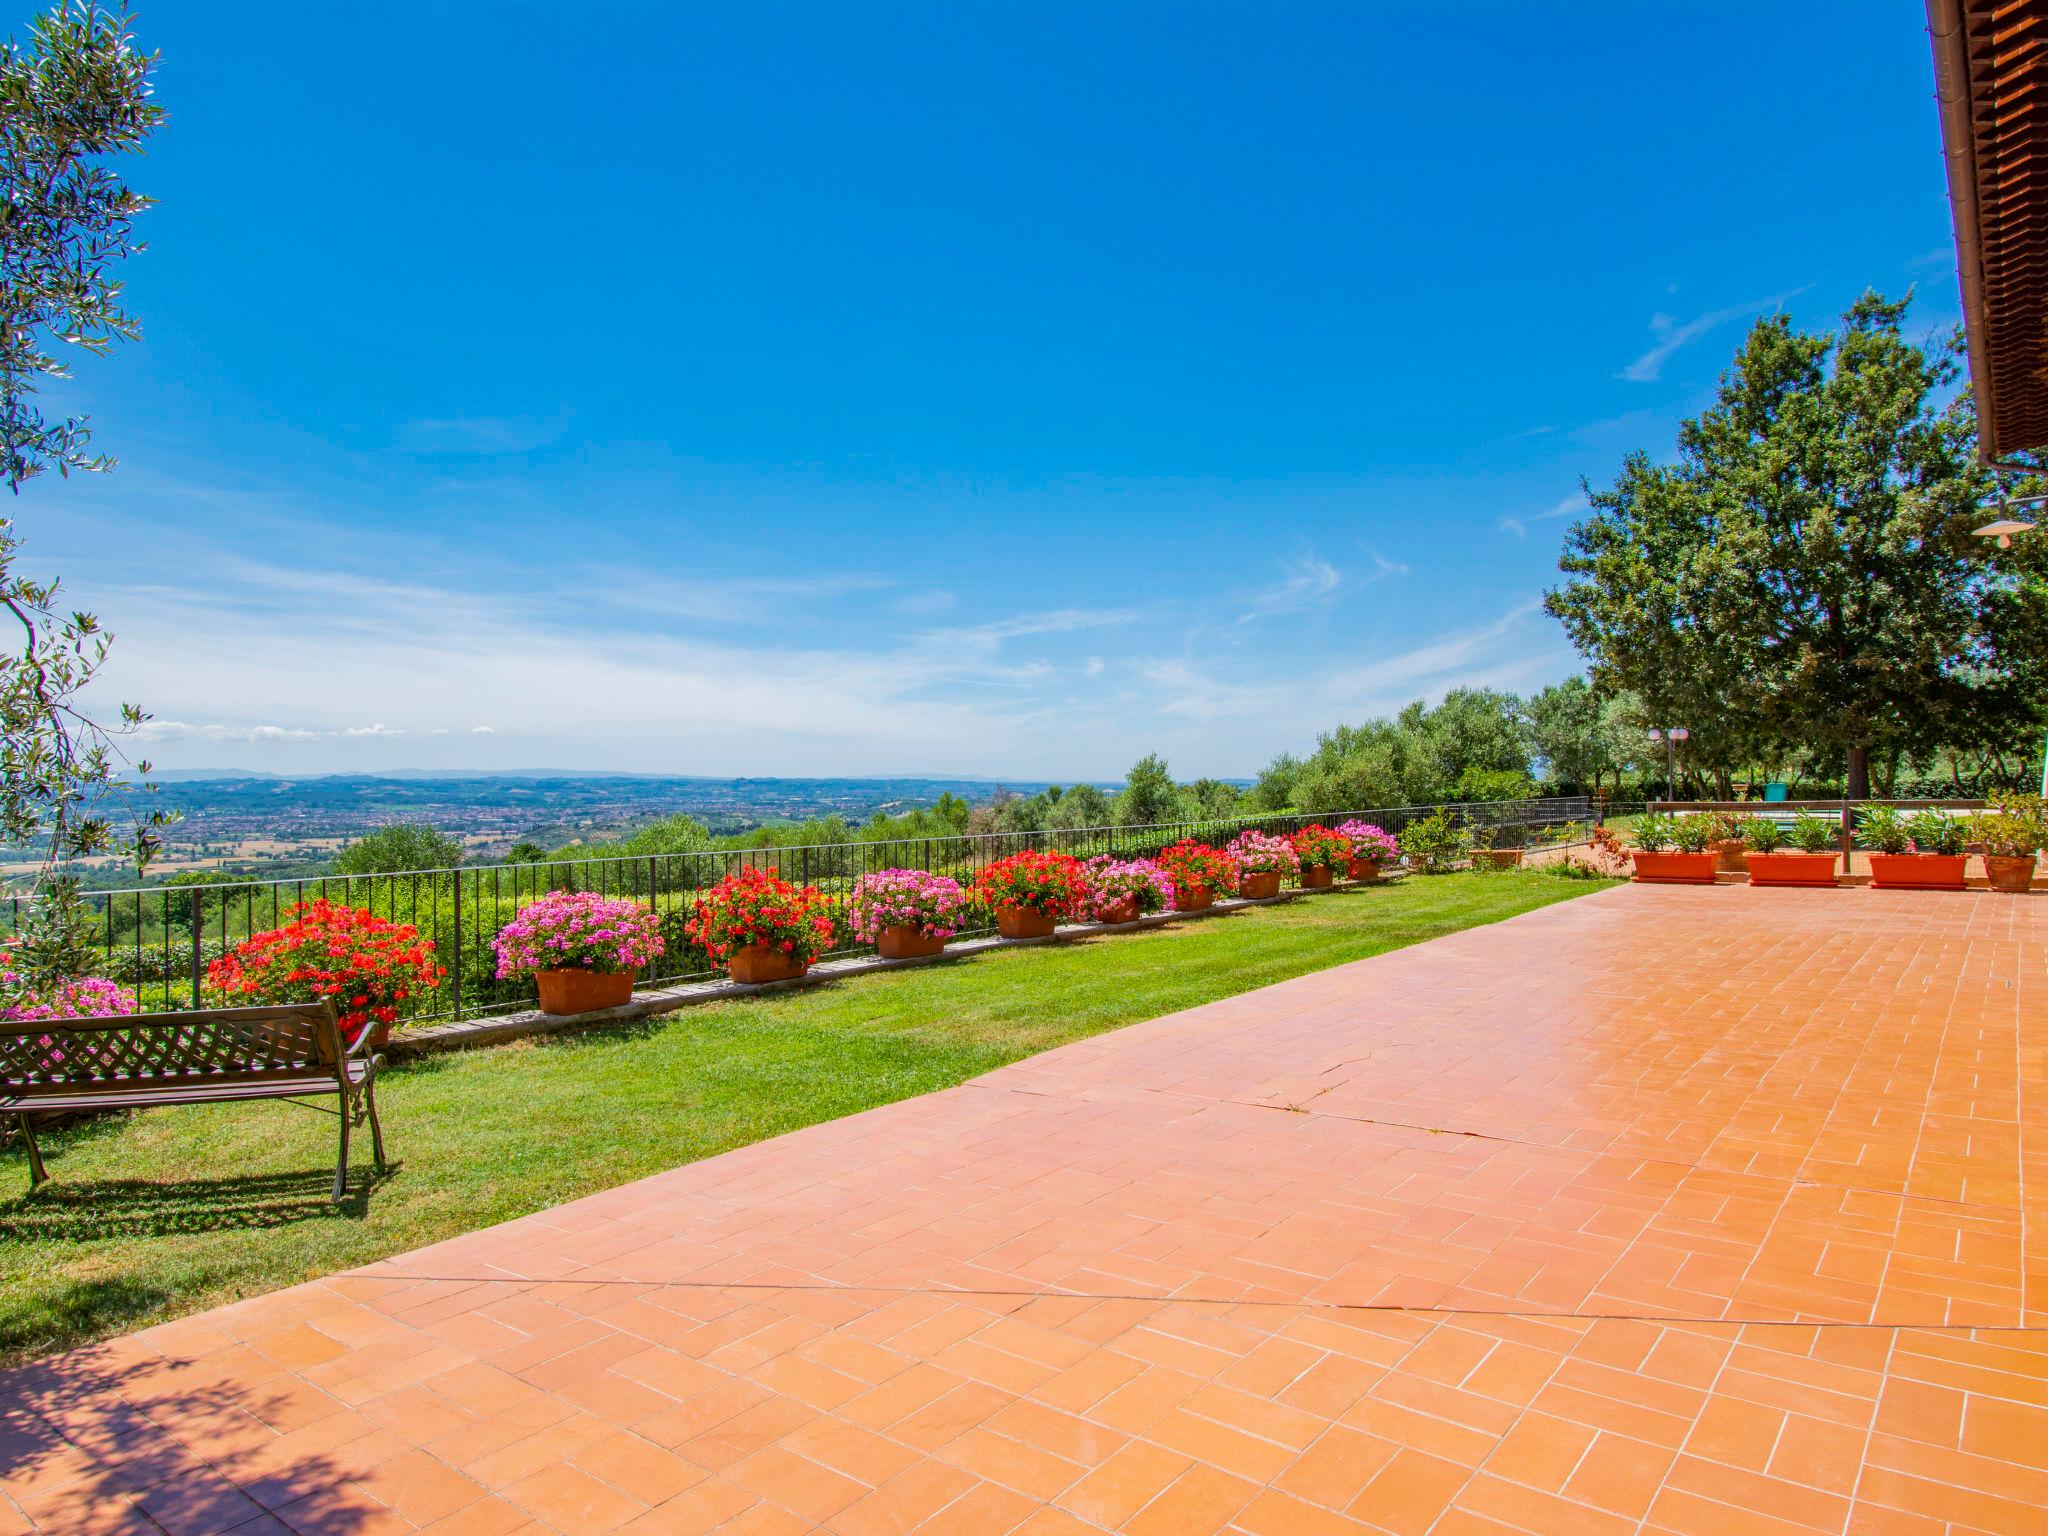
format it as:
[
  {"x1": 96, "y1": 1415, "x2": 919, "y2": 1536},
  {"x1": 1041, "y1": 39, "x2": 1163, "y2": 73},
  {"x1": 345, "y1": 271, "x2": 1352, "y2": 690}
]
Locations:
[{"x1": 387, "y1": 880, "x2": 1398, "y2": 1059}]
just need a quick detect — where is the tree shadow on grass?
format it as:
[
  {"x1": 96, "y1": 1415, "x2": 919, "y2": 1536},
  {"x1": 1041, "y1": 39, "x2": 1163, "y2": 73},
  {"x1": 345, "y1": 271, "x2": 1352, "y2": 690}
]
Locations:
[{"x1": 0, "y1": 1164, "x2": 398, "y2": 1242}]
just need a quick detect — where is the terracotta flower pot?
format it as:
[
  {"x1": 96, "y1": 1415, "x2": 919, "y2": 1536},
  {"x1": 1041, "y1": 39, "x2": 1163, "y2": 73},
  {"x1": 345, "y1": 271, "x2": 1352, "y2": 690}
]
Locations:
[
  {"x1": 995, "y1": 906, "x2": 1057, "y2": 940},
  {"x1": 1176, "y1": 886, "x2": 1216, "y2": 912},
  {"x1": 1346, "y1": 858, "x2": 1382, "y2": 883},
  {"x1": 1983, "y1": 854, "x2": 2038, "y2": 893},
  {"x1": 1867, "y1": 853, "x2": 1968, "y2": 891},
  {"x1": 1238, "y1": 871, "x2": 1282, "y2": 900},
  {"x1": 1473, "y1": 849, "x2": 1523, "y2": 869},
  {"x1": 1630, "y1": 851, "x2": 1719, "y2": 885},
  {"x1": 1096, "y1": 897, "x2": 1141, "y2": 925},
  {"x1": 876, "y1": 925, "x2": 946, "y2": 959},
  {"x1": 1300, "y1": 865, "x2": 1335, "y2": 889},
  {"x1": 1709, "y1": 837, "x2": 1749, "y2": 873},
  {"x1": 536, "y1": 968, "x2": 635, "y2": 1016},
  {"x1": 727, "y1": 943, "x2": 809, "y2": 984},
  {"x1": 1744, "y1": 851, "x2": 1839, "y2": 888}
]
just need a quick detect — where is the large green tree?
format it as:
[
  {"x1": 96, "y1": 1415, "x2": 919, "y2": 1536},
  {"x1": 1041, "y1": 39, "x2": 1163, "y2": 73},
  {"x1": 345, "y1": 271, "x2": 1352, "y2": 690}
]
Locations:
[{"x1": 1547, "y1": 292, "x2": 2048, "y2": 800}]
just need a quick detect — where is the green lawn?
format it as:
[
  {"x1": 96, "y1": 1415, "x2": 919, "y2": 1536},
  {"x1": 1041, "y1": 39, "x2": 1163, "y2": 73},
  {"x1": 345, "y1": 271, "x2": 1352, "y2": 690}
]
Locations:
[{"x1": 0, "y1": 871, "x2": 1611, "y2": 1365}]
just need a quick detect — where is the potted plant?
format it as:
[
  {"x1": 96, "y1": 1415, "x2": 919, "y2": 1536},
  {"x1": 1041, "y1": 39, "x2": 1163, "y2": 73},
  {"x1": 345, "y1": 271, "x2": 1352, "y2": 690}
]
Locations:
[
  {"x1": 1703, "y1": 810, "x2": 1750, "y2": 873},
  {"x1": 975, "y1": 850, "x2": 1087, "y2": 938},
  {"x1": 1861, "y1": 805, "x2": 1969, "y2": 891},
  {"x1": 1741, "y1": 813, "x2": 1840, "y2": 888},
  {"x1": 1335, "y1": 820, "x2": 1400, "y2": 882},
  {"x1": 1157, "y1": 838, "x2": 1238, "y2": 911},
  {"x1": 1969, "y1": 792, "x2": 2046, "y2": 893},
  {"x1": 1628, "y1": 812, "x2": 1719, "y2": 884},
  {"x1": 208, "y1": 898, "x2": 447, "y2": 1046},
  {"x1": 1226, "y1": 831, "x2": 1299, "y2": 899},
  {"x1": 1081, "y1": 857, "x2": 1176, "y2": 923},
  {"x1": 1289, "y1": 824, "x2": 1351, "y2": 888},
  {"x1": 492, "y1": 890, "x2": 665, "y2": 1014},
  {"x1": 848, "y1": 869, "x2": 967, "y2": 959},
  {"x1": 685, "y1": 867, "x2": 835, "y2": 982},
  {"x1": 1397, "y1": 809, "x2": 1470, "y2": 874},
  {"x1": 1468, "y1": 825, "x2": 1524, "y2": 870}
]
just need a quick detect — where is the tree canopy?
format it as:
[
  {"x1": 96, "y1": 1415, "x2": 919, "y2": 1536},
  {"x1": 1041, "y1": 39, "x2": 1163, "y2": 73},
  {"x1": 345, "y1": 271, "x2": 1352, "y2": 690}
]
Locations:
[
  {"x1": 1546, "y1": 292, "x2": 2048, "y2": 798},
  {"x1": 333, "y1": 822, "x2": 467, "y2": 875}
]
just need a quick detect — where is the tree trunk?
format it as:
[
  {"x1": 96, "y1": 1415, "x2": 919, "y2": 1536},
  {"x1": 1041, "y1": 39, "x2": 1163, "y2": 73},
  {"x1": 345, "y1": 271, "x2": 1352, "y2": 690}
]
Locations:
[{"x1": 1846, "y1": 744, "x2": 1871, "y2": 801}]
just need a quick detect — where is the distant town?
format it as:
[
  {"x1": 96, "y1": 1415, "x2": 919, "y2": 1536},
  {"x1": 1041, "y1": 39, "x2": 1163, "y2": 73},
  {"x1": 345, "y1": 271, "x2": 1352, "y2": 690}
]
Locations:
[{"x1": 22, "y1": 772, "x2": 1103, "y2": 885}]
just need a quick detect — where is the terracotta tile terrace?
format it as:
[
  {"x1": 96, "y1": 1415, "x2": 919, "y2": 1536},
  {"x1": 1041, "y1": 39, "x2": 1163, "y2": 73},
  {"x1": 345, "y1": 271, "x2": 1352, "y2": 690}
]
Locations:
[{"x1": 4, "y1": 882, "x2": 2045, "y2": 1534}]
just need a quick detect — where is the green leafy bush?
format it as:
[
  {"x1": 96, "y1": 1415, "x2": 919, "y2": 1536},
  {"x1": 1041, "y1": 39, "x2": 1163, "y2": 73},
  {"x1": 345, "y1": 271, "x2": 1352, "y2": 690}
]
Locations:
[
  {"x1": 1629, "y1": 812, "x2": 1675, "y2": 851},
  {"x1": 1398, "y1": 809, "x2": 1470, "y2": 874},
  {"x1": 1857, "y1": 804, "x2": 1913, "y2": 854},
  {"x1": 1969, "y1": 792, "x2": 2047, "y2": 858},
  {"x1": 1788, "y1": 812, "x2": 1839, "y2": 854},
  {"x1": 1669, "y1": 816, "x2": 1714, "y2": 854},
  {"x1": 1905, "y1": 810, "x2": 1967, "y2": 856},
  {"x1": 1740, "y1": 816, "x2": 1784, "y2": 853}
]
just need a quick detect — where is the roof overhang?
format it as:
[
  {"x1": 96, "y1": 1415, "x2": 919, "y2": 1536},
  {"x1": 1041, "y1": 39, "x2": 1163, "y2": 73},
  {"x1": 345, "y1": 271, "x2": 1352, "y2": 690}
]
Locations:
[{"x1": 1928, "y1": 0, "x2": 2048, "y2": 462}]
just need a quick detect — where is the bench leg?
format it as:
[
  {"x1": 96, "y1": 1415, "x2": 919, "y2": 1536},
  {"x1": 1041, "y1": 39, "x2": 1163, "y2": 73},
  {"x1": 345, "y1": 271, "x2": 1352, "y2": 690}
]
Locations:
[
  {"x1": 364, "y1": 1072, "x2": 387, "y2": 1170},
  {"x1": 15, "y1": 1113, "x2": 48, "y2": 1192},
  {"x1": 333, "y1": 1096, "x2": 352, "y2": 1203}
]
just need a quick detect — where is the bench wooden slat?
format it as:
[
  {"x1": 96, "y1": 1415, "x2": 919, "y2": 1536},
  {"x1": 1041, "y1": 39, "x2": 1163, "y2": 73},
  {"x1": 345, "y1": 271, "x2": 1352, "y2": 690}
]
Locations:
[{"x1": 2, "y1": 1000, "x2": 387, "y2": 1201}]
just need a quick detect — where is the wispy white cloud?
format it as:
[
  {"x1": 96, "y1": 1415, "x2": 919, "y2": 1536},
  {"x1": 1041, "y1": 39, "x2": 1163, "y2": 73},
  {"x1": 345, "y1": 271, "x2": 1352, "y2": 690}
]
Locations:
[
  {"x1": 1236, "y1": 554, "x2": 1342, "y2": 625},
  {"x1": 1619, "y1": 287, "x2": 1810, "y2": 383},
  {"x1": 1498, "y1": 492, "x2": 1584, "y2": 539},
  {"x1": 1363, "y1": 549, "x2": 1408, "y2": 582},
  {"x1": 393, "y1": 413, "x2": 569, "y2": 455}
]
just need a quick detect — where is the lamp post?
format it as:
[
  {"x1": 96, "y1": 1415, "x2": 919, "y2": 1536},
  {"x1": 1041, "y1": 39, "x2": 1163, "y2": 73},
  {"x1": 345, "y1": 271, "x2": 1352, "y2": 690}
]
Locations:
[
  {"x1": 1972, "y1": 507, "x2": 2048, "y2": 795},
  {"x1": 1647, "y1": 726, "x2": 1690, "y2": 801}
]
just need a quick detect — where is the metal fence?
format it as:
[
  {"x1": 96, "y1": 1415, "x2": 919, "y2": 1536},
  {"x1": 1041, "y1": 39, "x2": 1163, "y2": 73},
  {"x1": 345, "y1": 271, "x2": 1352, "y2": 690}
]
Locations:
[{"x1": 29, "y1": 796, "x2": 1597, "y2": 1027}]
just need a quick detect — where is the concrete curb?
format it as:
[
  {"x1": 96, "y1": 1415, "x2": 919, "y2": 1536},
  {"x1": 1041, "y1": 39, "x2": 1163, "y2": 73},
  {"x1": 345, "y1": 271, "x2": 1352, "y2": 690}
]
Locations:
[{"x1": 386, "y1": 879, "x2": 1403, "y2": 1059}]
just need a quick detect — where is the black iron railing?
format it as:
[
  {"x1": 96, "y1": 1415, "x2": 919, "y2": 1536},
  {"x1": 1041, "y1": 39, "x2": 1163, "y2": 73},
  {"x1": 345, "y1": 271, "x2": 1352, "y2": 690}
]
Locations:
[{"x1": 24, "y1": 796, "x2": 1596, "y2": 1026}]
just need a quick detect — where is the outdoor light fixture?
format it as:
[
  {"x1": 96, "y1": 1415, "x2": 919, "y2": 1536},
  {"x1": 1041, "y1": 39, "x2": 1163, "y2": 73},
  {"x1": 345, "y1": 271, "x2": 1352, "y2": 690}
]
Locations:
[
  {"x1": 1648, "y1": 726, "x2": 1689, "y2": 802},
  {"x1": 1975, "y1": 517, "x2": 2036, "y2": 549}
]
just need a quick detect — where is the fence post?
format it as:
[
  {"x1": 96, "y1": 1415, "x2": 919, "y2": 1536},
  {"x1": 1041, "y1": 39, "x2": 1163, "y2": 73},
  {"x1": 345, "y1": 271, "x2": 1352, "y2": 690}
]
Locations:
[
  {"x1": 648, "y1": 855, "x2": 659, "y2": 916},
  {"x1": 1838, "y1": 800, "x2": 1854, "y2": 859},
  {"x1": 451, "y1": 873, "x2": 464, "y2": 1019},
  {"x1": 189, "y1": 889, "x2": 204, "y2": 1005}
]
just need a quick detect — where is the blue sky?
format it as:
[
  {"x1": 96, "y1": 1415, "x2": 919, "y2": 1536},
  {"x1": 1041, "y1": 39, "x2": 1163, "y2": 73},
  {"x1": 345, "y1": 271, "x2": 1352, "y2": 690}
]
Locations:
[{"x1": 27, "y1": 2, "x2": 1957, "y2": 779}]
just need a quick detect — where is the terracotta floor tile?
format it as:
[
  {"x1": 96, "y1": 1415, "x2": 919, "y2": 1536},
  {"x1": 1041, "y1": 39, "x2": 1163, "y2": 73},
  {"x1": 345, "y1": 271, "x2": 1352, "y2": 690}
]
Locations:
[{"x1": 9, "y1": 886, "x2": 2048, "y2": 1532}]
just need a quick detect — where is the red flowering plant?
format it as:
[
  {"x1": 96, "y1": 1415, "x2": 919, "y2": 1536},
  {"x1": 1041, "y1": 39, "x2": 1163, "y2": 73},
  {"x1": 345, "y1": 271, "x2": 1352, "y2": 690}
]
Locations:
[
  {"x1": 973, "y1": 850, "x2": 1088, "y2": 919},
  {"x1": 205, "y1": 899, "x2": 445, "y2": 1044},
  {"x1": 1156, "y1": 839, "x2": 1238, "y2": 904},
  {"x1": 683, "y1": 867, "x2": 836, "y2": 964},
  {"x1": 1290, "y1": 823, "x2": 1352, "y2": 871}
]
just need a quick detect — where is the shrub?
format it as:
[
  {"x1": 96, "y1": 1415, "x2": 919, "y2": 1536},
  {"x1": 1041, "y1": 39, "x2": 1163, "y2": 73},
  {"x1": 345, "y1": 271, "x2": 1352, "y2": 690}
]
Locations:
[
  {"x1": 684, "y1": 868, "x2": 835, "y2": 965},
  {"x1": 1740, "y1": 815, "x2": 1785, "y2": 853},
  {"x1": 1290, "y1": 824, "x2": 1351, "y2": 871},
  {"x1": 1334, "y1": 820, "x2": 1400, "y2": 865},
  {"x1": 1398, "y1": 810, "x2": 1470, "y2": 873},
  {"x1": 1080, "y1": 857, "x2": 1175, "y2": 919},
  {"x1": 1856, "y1": 804, "x2": 1913, "y2": 854},
  {"x1": 1970, "y1": 792, "x2": 2048, "y2": 858},
  {"x1": 1226, "y1": 831, "x2": 1301, "y2": 876},
  {"x1": 491, "y1": 890, "x2": 665, "y2": 980},
  {"x1": 1629, "y1": 812, "x2": 1675, "y2": 851},
  {"x1": 1905, "y1": 809, "x2": 1968, "y2": 856},
  {"x1": 1668, "y1": 816, "x2": 1713, "y2": 854},
  {"x1": 847, "y1": 870, "x2": 967, "y2": 944},
  {"x1": 975, "y1": 850, "x2": 1088, "y2": 919},
  {"x1": 1788, "y1": 811, "x2": 1839, "y2": 854},
  {"x1": 206, "y1": 899, "x2": 446, "y2": 1043},
  {"x1": 1157, "y1": 839, "x2": 1238, "y2": 903}
]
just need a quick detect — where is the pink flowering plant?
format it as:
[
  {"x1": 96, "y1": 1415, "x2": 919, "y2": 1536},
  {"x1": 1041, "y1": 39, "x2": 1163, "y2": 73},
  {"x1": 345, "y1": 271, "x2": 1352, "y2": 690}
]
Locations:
[
  {"x1": 1, "y1": 971, "x2": 135, "y2": 1022},
  {"x1": 1, "y1": 970, "x2": 137, "y2": 1077},
  {"x1": 1226, "y1": 830, "x2": 1300, "y2": 876},
  {"x1": 1336, "y1": 820, "x2": 1401, "y2": 865},
  {"x1": 848, "y1": 869, "x2": 967, "y2": 943},
  {"x1": 1080, "y1": 857, "x2": 1175, "y2": 919},
  {"x1": 492, "y1": 890, "x2": 665, "y2": 979}
]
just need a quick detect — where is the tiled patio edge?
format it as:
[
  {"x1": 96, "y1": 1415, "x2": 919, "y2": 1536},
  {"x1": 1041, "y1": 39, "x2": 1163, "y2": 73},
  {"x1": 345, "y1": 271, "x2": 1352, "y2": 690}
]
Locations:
[{"x1": 386, "y1": 879, "x2": 1397, "y2": 1059}]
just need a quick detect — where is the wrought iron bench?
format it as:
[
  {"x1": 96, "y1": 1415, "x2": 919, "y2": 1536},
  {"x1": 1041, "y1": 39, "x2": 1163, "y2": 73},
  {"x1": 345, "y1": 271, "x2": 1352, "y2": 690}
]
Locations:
[{"x1": 1, "y1": 1000, "x2": 386, "y2": 1201}]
